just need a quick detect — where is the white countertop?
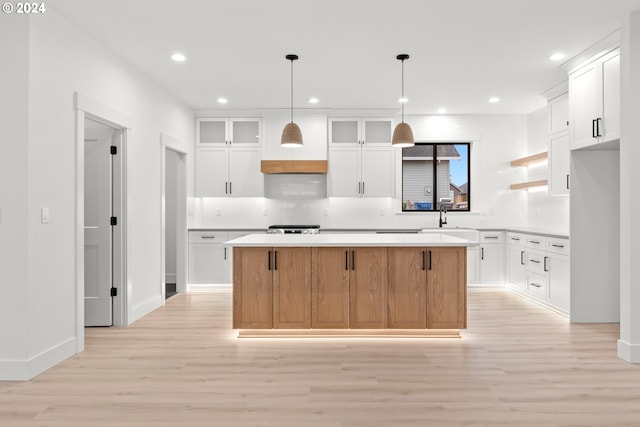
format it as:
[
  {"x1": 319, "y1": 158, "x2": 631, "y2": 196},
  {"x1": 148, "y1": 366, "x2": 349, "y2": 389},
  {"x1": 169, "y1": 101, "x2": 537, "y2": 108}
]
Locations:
[{"x1": 225, "y1": 233, "x2": 478, "y2": 247}]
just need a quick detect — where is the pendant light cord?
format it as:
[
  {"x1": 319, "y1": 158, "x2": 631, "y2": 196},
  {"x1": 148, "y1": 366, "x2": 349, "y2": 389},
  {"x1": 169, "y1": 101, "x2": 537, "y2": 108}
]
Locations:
[
  {"x1": 401, "y1": 58, "x2": 405, "y2": 123},
  {"x1": 290, "y1": 58, "x2": 294, "y2": 124}
]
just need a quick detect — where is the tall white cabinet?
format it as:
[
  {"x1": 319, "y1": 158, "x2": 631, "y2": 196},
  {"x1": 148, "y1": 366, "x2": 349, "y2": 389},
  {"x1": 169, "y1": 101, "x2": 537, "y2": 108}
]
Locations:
[
  {"x1": 195, "y1": 118, "x2": 263, "y2": 197},
  {"x1": 328, "y1": 118, "x2": 394, "y2": 197}
]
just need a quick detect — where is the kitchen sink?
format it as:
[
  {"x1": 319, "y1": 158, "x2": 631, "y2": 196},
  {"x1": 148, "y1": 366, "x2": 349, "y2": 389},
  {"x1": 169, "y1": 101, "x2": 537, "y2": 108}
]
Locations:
[{"x1": 420, "y1": 228, "x2": 479, "y2": 242}]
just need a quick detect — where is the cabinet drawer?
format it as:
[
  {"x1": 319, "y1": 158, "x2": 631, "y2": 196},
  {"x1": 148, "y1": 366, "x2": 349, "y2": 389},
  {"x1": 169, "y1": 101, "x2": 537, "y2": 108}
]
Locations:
[
  {"x1": 526, "y1": 250, "x2": 547, "y2": 274},
  {"x1": 480, "y1": 231, "x2": 504, "y2": 244},
  {"x1": 527, "y1": 272, "x2": 547, "y2": 299},
  {"x1": 526, "y1": 235, "x2": 547, "y2": 250},
  {"x1": 547, "y1": 237, "x2": 570, "y2": 255},
  {"x1": 506, "y1": 232, "x2": 526, "y2": 247},
  {"x1": 189, "y1": 231, "x2": 227, "y2": 243}
]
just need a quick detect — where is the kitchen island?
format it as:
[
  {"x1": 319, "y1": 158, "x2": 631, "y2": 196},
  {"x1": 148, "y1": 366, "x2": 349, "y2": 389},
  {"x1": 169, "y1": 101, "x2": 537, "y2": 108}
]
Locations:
[{"x1": 226, "y1": 233, "x2": 478, "y2": 337}]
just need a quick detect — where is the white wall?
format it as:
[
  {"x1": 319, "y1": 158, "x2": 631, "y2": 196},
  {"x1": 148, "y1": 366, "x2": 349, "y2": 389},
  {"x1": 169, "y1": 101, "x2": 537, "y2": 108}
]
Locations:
[
  {"x1": 0, "y1": 16, "x2": 30, "y2": 378},
  {"x1": 0, "y1": 9, "x2": 194, "y2": 380},
  {"x1": 189, "y1": 114, "x2": 529, "y2": 230},
  {"x1": 526, "y1": 106, "x2": 570, "y2": 233}
]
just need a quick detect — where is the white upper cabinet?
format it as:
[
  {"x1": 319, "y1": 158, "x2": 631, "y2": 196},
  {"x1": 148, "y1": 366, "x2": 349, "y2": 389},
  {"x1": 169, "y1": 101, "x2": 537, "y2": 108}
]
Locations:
[
  {"x1": 195, "y1": 118, "x2": 263, "y2": 197},
  {"x1": 197, "y1": 118, "x2": 261, "y2": 146},
  {"x1": 549, "y1": 132, "x2": 570, "y2": 196},
  {"x1": 568, "y1": 48, "x2": 620, "y2": 150},
  {"x1": 548, "y1": 93, "x2": 569, "y2": 136},
  {"x1": 328, "y1": 117, "x2": 394, "y2": 197}
]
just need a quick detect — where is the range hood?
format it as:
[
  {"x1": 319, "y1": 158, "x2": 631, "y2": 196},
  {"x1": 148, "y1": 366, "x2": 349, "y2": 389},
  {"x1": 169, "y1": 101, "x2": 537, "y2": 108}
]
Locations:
[{"x1": 261, "y1": 160, "x2": 328, "y2": 174}]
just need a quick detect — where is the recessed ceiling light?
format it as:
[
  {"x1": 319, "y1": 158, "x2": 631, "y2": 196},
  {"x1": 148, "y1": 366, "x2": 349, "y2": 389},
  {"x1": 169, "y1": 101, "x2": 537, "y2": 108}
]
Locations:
[
  {"x1": 549, "y1": 52, "x2": 566, "y2": 61},
  {"x1": 217, "y1": 97, "x2": 228, "y2": 104},
  {"x1": 437, "y1": 108, "x2": 447, "y2": 114},
  {"x1": 489, "y1": 97, "x2": 500, "y2": 103},
  {"x1": 308, "y1": 97, "x2": 319, "y2": 104},
  {"x1": 171, "y1": 53, "x2": 186, "y2": 62},
  {"x1": 399, "y1": 97, "x2": 409, "y2": 103}
]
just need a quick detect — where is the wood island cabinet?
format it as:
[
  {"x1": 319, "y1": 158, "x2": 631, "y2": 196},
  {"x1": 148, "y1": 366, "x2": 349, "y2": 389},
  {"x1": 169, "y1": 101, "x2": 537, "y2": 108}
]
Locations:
[
  {"x1": 349, "y1": 247, "x2": 388, "y2": 329},
  {"x1": 233, "y1": 243, "x2": 467, "y2": 333},
  {"x1": 427, "y1": 247, "x2": 466, "y2": 329},
  {"x1": 311, "y1": 248, "x2": 350, "y2": 328},
  {"x1": 387, "y1": 247, "x2": 427, "y2": 329}
]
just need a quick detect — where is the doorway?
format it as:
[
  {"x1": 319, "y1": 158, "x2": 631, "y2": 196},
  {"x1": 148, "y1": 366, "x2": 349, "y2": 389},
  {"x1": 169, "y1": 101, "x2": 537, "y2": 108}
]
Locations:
[
  {"x1": 83, "y1": 117, "x2": 124, "y2": 326},
  {"x1": 161, "y1": 137, "x2": 187, "y2": 301}
]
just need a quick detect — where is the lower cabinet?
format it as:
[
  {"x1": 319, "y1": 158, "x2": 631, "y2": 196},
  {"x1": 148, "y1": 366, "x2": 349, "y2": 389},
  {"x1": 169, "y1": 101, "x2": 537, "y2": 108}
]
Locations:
[
  {"x1": 234, "y1": 245, "x2": 467, "y2": 330},
  {"x1": 427, "y1": 247, "x2": 466, "y2": 329},
  {"x1": 188, "y1": 231, "x2": 228, "y2": 285},
  {"x1": 233, "y1": 247, "x2": 312, "y2": 329},
  {"x1": 479, "y1": 231, "x2": 505, "y2": 284}
]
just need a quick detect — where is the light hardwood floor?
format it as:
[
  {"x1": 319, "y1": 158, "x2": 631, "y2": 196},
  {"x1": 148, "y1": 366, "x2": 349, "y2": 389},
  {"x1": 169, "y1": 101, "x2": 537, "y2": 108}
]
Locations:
[{"x1": 2, "y1": 289, "x2": 639, "y2": 426}]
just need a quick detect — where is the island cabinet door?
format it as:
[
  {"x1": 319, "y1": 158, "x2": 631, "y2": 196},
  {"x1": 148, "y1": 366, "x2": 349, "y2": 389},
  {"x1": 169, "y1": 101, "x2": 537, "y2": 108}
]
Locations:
[
  {"x1": 426, "y1": 247, "x2": 467, "y2": 329},
  {"x1": 388, "y1": 247, "x2": 427, "y2": 329},
  {"x1": 349, "y1": 247, "x2": 388, "y2": 329},
  {"x1": 233, "y1": 247, "x2": 273, "y2": 329},
  {"x1": 273, "y1": 247, "x2": 312, "y2": 328},
  {"x1": 311, "y1": 247, "x2": 350, "y2": 328}
]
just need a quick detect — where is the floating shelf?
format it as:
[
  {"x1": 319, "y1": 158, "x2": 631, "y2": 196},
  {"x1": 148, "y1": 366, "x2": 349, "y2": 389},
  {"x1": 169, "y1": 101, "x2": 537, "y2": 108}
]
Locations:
[
  {"x1": 510, "y1": 180, "x2": 548, "y2": 190},
  {"x1": 261, "y1": 160, "x2": 328, "y2": 174},
  {"x1": 510, "y1": 152, "x2": 548, "y2": 167}
]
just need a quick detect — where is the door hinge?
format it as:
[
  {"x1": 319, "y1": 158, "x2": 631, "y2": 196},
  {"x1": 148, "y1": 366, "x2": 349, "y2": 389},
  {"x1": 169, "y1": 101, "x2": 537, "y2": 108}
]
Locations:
[
  {"x1": 110, "y1": 287, "x2": 117, "y2": 297},
  {"x1": 110, "y1": 146, "x2": 117, "y2": 155},
  {"x1": 110, "y1": 216, "x2": 117, "y2": 226}
]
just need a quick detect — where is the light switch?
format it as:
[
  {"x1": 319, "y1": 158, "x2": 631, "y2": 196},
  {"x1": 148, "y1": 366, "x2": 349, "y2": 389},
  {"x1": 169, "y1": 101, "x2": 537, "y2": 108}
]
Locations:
[{"x1": 41, "y1": 207, "x2": 49, "y2": 224}]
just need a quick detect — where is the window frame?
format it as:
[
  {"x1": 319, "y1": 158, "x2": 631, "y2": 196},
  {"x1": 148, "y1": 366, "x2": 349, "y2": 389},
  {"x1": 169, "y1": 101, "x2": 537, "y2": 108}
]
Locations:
[{"x1": 401, "y1": 142, "x2": 471, "y2": 212}]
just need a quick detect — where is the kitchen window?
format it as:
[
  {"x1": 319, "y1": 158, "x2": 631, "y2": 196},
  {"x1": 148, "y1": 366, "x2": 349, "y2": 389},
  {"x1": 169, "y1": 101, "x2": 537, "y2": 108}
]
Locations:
[{"x1": 402, "y1": 143, "x2": 470, "y2": 212}]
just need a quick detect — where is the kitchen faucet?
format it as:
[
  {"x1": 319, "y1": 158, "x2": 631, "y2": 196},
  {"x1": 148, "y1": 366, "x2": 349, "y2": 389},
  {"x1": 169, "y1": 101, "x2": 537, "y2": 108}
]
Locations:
[{"x1": 439, "y1": 203, "x2": 448, "y2": 228}]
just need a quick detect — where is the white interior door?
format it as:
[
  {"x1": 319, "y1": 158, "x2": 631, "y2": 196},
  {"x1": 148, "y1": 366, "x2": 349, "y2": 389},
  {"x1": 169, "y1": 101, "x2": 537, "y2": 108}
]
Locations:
[{"x1": 84, "y1": 123, "x2": 113, "y2": 326}]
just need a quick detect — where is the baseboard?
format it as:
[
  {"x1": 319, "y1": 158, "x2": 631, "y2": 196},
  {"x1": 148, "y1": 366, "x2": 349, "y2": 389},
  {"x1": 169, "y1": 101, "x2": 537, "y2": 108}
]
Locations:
[
  {"x1": 188, "y1": 283, "x2": 232, "y2": 291},
  {"x1": 130, "y1": 294, "x2": 162, "y2": 325},
  {"x1": 617, "y1": 339, "x2": 640, "y2": 363},
  {"x1": 0, "y1": 337, "x2": 76, "y2": 381}
]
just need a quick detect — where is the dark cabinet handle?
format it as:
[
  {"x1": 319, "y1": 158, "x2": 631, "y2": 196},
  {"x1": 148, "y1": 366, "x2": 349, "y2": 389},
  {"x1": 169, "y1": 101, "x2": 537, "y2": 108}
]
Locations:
[
  {"x1": 224, "y1": 247, "x2": 227, "y2": 260},
  {"x1": 345, "y1": 251, "x2": 349, "y2": 270},
  {"x1": 566, "y1": 174, "x2": 570, "y2": 190},
  {"x1": 274, "y1": 251, "x2": 278, "y2": 270},
  {"x1": 225, "y1": 182, "x2": 228, "y2": 194},
  {"x1": 520, "y1": 250, "x2": 525, "y2": 265},
  {"x1": 358, "y1": 182, "x2": 361, "y2": 194},
  {"x1": 592, "y1": 119, "x2": 597, "y2": 138},
  {"x1": 268, "y1": 250, "x2": 272, "y2": 270},
  {"x1": 596, "y1": 118, "x2": 602, "y2": 137},
  {"x1": 511, "y1": 237, "x2": 520, "y2": 241},
  {"x1": 428, "y1": 250, "x2": 432, "y2": 270},
  {"x1": 529, "y1": 240, "x2": 540, "y2": 245},
  {"x1": 352, "y1": 251, "x2": 355, "y2": 270},
  {"x1": 552, "y1": 244, "x2": 565, "y2": 248},
  {"x1": 229, "y1": 182, "x2": 232, "y2": 194},
  {"x1": 422, "y1": 250, "x2": 426, "y2": 271},
  {"x1": 530, "y1": 259, "x2": 540, "y2": 264},
  {"x1": 544, "y1": 256, "x2": 548, "y2": 272},
  {"x1": 362, "y1": 182, "x2": 365, "y2": 195},
  {"x1": 484, "y1": 236, "x2": 499, "y2": 239},
  {"x1": 481, "y1": 247, "x2": 484, "y2": 260},
  {"x1": 530, "y1": 283, "x2": 542, "y2": 288}
]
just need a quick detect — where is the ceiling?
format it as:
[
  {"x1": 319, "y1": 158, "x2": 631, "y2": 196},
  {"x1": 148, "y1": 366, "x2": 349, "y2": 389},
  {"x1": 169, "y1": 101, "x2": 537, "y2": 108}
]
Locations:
[{"x1": 51, "y1": 0, "x2": 640, "y2": 115}]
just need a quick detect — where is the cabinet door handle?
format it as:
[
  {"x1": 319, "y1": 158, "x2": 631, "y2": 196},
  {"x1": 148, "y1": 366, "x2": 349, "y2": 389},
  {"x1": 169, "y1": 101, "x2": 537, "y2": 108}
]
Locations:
[
  {"x1": 428, "y1": 250, "x2": 432, "y2": 270},
  {"x1": 201, "y1": 236, "x2": 216, "y2": 239},
  {"x1": 484, "y1": 236, "x2": 499, "y2": 239},
  {"x1": 224, "y1": 247, "x2": 227, "y2": 260},
  {"x1": 225, "y1": 182, "x2": 228, "y2": 194},
  {"x1": 229, "y1": 182, "x2": 232, "y2": 194},
  {"x1": 267, "y1": 250, "x2": 272, "y2": 270},
  {"x1": 566, "y1": 174, "x2": 570, "y2": 190},
  {"x1": 530, "y1": 259, "x2": 540, "y2": 264},
  {"x1": 481, "y1": 247, "x2": 484, "y2": 260},
  {"x1": 596, "y1": 118, "x2": 602, "y2": 137},
  {"x1": 345, "y1": 251, "x2": 349, "y2": 270},
  {"x1": 362, "y1": 182, "x2": 365, "y2": 195},
  {"x1": 520, "y1": 250, "x2": 525, "y2": 265},
  {"x1": 552, "y1": 244, "x2": 565, "y2": 248},
  {"x1": 544, "y1": 256, "x2": 548, "y2": 272},
  {"x1": 592, "y1": 119, "x2": 597, "y2": 138},
  {"x1": 274, "y1": 250, "x2": 278, "y2": 270},
  {"x1": 357, "y1": 182, "x2": 361, "y2": 194},
  {"x1": 530, "y1": 283, "x2": 542, "y2": 288},
  {"x1": 529, "y1": 240, "x2": 540, "y2": 245},
  {"x1": 351, "y1": 251, "x2": 355, "y2": 270},
  {"x1": 511, "y1": 237, "x2": 520, "y2": 241},
  {"x1": 422, "y1": 250, "x2": 426, "y2": 271}
]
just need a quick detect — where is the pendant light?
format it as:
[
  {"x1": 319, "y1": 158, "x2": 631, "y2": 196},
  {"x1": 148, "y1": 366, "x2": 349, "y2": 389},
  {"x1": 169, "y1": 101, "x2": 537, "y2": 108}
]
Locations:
[
  {"x1": 392, "y1": 54, "x2": 415, "y2": 148},
  {"x1": 281, "y1": 54, "x2": 303, "y2": 147}
]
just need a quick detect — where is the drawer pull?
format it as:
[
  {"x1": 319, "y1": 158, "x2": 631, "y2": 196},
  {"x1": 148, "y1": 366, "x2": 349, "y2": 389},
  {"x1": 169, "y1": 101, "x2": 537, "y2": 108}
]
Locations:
[
  {"x1": 201, "y1": 236, "x2": 217, "y2": 239},
  {"x1": 551, "y1": 244, "x2": 565, "y2": 248},
  {"x1": 530, "y1": 283, "x2": 542, "y2": 288},
  {"x1": 529, "y1": 240, "x2": 540, "y2": 244},
  {"x1": 530, "y1": 259, "x2": 540, "y2": 264},
  {"x1": 510, "y1": 237, "x2": 520, "y2": 241},
  {"x1": 484, "y1": 236, "x2": 499, "y2": 239}
]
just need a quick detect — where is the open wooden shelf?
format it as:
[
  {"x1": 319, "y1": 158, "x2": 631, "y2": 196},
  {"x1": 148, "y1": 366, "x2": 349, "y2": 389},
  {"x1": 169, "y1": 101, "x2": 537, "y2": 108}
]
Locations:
[
  {"x1": 510, "y1": 180, "x2": 548, "y2": 190},
  {"x1": 261, "y1": 160, "x2": 328, "y2": 174},
  {"x1": 510, "y1": 152, "x2": 548, "y2": 167}
]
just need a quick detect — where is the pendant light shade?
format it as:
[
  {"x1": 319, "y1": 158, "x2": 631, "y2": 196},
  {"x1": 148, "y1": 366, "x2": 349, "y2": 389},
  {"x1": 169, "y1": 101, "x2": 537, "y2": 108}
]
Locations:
[
  {"x1": 392, "y1": 54, "x2": 415, "y2": 148},
  {"x1": 281, "y1": 54, "x2": 303, "y2": 147}
]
